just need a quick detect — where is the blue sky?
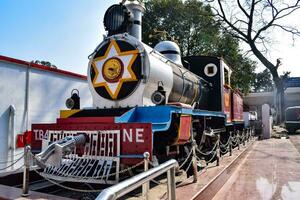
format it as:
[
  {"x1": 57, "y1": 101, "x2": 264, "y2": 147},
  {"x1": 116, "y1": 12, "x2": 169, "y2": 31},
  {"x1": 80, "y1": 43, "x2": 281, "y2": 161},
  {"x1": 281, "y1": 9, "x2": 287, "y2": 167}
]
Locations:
[
  {"x1": 0, "y1": 0, "x2": 117, "y2": 75},
  {"x1": 1, "y1": 0, "x2": 300, "y2": 76}
]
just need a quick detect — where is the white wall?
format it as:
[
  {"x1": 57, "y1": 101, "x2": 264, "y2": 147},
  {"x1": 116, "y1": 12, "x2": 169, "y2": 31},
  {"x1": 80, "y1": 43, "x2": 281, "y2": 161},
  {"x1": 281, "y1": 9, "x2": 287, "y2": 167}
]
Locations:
[{"x1": 0, "y1": 60, "x2": 92, "y2": 170}]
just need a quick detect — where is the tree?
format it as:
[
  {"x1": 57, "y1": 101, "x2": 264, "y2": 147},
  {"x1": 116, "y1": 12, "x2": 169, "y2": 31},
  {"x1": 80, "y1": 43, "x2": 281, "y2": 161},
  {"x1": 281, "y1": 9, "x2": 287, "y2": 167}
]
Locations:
[
  {"x1": 142, "y1": 0, "x2": 256, "y2": 93},
  {"x1": 34, "y1": 60, "x2": 57, "y2": 68},
  {"x1": 143, "y1": 0, "x2": 220, "y2": 56},
  {"x1": 210, "y1": 0, "x2": 300, "y2": 122},
  {"x1": 252, "y1": 69, "x2": 274, "y2": 92},
  {"x1": 214, "y1": 33, "x2": 257, "y2": 94}
]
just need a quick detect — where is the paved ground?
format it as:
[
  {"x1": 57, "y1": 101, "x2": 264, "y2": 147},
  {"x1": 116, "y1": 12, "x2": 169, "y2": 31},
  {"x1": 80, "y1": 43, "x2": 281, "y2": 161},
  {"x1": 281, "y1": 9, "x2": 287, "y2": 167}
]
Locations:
[
  {"x1": 125, "y1": 139, "x2": 254, "y2": 200},
  {"x1": 176, "y1": 140, "x2": 253, "y2": 200},
  {"x1": 289, "y1": 134, "x2": 300, "y2": 154},
  {"x1": 212, "y1": 138, "x2": 300, "y2": 200}
]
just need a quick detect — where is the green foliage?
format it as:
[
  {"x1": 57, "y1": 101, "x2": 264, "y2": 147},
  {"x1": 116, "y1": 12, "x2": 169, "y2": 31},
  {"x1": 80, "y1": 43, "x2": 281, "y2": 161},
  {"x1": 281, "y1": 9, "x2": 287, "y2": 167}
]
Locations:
[
  {"x1": 142, "y1": 0, "x2": 256, "y2": 94},
  {"x1": 214, "y1": 33, "x2": 256, "y2": 94},
  {"x1": 143, "y1": 0, "x2": 219, "y2": 56},
  {"x1": 251, "y1": 69, "x2": 274, "y2": 92}
]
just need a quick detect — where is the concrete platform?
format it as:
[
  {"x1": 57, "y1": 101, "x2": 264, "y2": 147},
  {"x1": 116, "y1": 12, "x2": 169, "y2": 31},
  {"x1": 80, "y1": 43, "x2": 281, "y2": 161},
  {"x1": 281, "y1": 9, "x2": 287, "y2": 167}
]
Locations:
[
  {"x1": 212, "y1": 138, "x2": 300, "y2": 200},
  {"x1": 126, "y1": 139, "x2": 254, "y2": 200},
  {"x1": 177, "y1": 140, "x2": 254, "y2": 200},
  {"x1": 0, "y1": 184, "x2": 71, "y2": 200},
  {"x1": 289, "y1": 135, "x2": 300, "y2": 153}
]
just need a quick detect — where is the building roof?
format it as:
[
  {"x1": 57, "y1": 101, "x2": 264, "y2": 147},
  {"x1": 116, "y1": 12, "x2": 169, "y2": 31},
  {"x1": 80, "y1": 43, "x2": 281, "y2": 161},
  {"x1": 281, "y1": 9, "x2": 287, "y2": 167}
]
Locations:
[
  {"x1": 0, "y1": 55, "x2": 87, "y2": 80},
  {"x1": 285, "y1": 77, "x2": 300, "y2": 88},
  {"x1": 244, "y1": 87, "x2": 300, "y2": 107}
]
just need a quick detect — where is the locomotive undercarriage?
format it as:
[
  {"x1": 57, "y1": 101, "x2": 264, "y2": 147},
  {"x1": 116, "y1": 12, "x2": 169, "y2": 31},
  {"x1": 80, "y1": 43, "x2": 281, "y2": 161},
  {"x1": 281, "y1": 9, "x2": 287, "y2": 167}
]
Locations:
[
  {"x1": 153, "y1": 114, "x2": 252, "y2": 178},
  {"x1": 153, "y1": 115, "x2": 225, "y2": 176}
]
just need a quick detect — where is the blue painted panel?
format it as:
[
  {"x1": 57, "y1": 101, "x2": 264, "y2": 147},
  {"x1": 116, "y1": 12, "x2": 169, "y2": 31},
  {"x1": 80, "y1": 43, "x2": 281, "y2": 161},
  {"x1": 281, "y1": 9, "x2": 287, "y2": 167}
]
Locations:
[
  {"x1": 116, "y1": 105, "x2": 226, "y2": 132},
  {"x1": 116, "y1": 106, "x2": 174, "y2": 132}
]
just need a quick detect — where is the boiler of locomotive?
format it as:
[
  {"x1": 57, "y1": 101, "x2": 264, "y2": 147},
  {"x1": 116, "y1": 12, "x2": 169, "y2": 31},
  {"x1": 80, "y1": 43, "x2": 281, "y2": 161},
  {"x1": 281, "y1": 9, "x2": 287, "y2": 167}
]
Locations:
[{"x1": 87, "y1": 2, "x2": 208, "y2": 108}]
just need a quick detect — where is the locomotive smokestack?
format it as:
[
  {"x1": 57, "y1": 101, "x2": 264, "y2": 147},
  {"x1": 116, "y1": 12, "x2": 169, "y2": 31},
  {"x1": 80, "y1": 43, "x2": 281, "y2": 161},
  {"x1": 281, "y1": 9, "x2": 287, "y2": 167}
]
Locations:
[{"x1": 125, "y1": 1, "x2": 145, "y2": 41}]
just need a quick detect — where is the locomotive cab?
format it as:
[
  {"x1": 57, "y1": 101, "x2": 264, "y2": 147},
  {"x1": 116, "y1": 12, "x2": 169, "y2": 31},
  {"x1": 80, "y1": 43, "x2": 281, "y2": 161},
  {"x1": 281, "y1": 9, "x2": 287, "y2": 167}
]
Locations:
[{"x1": 183, "y1": 56, "x2": 243, "y2": 125}]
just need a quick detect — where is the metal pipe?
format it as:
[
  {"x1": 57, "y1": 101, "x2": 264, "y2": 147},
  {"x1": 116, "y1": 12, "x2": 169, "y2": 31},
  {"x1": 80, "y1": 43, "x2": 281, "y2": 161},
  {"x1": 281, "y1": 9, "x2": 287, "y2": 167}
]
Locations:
[
  {"x1": 35, "y1": 134, "x2": 87, "y2": 168},
  {"x1": 167, "y1": 167, "x2": 176, "y2": 200},
  {"x1": 125, "y1": 0, "x2": 145, "y2": 41},
  {"x1": 142, "y1": 152, "x2": 150, "y2": 200},
  {"x1": 229, "y1": 131, "x2": 232, "y2": 156},
  {"x1": 191, "y1": 133, "x2": 198, "y2": 183},
  {"x1": 96, "y1": 159, "x2": 178, "y2": 200},
  {"x1": 237, "y1": 131, "x2": 240, "y2": 150},
  {"x1": 216, "y1": 135, "x2": 220, "y2": 166},
  {"x1": 243, "y1": 130, "x2": 246, "y2": 146},
  {"x1": 22, "y1": 145, "x2": 31, "y2": 197},
  {"x1": 8, "y1": 105, "x2": 15, "y2": 169},
  {"x1": 22, "y1": 63, "x2": 30, "y2": 131}
]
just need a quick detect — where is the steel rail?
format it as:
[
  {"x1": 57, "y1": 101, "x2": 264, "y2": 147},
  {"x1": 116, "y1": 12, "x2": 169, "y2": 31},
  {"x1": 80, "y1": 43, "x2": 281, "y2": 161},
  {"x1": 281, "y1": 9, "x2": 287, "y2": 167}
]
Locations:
[{"x1": 96, "y1": 159, "x2": 178, "y2": 200}]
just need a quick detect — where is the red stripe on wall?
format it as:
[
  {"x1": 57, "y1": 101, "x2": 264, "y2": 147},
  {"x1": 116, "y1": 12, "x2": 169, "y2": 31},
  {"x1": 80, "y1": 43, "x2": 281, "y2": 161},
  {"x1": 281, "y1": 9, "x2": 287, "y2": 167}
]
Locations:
[{"x1": 0, "y1": 55, "x2": 87, "y2": 80}]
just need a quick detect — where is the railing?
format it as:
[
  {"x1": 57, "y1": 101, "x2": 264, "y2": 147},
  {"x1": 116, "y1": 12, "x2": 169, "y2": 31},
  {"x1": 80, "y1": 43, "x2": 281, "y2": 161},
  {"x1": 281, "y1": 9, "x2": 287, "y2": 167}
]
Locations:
[{"x1": 95, "y1": 159, "x2": 178, "y2": 200}]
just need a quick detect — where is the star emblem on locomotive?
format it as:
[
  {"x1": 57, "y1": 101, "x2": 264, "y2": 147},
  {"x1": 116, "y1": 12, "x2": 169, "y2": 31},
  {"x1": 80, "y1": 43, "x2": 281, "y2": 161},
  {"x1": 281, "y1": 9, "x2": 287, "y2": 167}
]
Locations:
[{"x1": 92, "y1": 40, "x2": 139, "y2": 99}]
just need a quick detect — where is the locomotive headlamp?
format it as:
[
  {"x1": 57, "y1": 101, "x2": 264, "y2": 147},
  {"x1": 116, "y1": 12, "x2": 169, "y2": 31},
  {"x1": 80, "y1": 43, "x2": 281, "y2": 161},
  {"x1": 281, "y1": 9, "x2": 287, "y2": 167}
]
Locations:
[
  {"x1": 104, "y1": 4, "x2": 131, "y2": 35},
  {"x1": 66, "y1": 98, "x2": 75, "y2": 109},
  {"x1": 66, "y1": 89, "x2": 80, "y2": 110},
  {"x1": 151, "y1": 81, "x2": 166, "y2": 105},
  {"x1": 151, "y1": 91, "x2": 165, "y2": 105}
]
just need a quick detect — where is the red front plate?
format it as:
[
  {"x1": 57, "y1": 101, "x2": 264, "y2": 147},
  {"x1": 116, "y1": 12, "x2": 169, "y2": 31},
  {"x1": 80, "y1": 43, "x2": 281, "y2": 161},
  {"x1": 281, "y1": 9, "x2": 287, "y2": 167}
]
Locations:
[{"x1": 30, "y1": 117, "x2": 152, "y2": 165}]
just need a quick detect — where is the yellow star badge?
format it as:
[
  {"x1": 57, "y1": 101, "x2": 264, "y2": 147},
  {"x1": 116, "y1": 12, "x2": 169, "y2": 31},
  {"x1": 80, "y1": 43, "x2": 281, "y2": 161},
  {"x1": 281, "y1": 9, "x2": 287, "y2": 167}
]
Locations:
[{"x1": 92, "y1": 40, "x2": 139, "y2": 99}]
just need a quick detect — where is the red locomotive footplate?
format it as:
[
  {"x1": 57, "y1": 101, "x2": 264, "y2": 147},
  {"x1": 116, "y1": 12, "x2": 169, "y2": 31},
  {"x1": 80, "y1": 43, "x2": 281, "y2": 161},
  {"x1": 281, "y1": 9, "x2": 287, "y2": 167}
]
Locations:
[{"x1": 29, "y1": 121, "x2": 152, "y2": 165}]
